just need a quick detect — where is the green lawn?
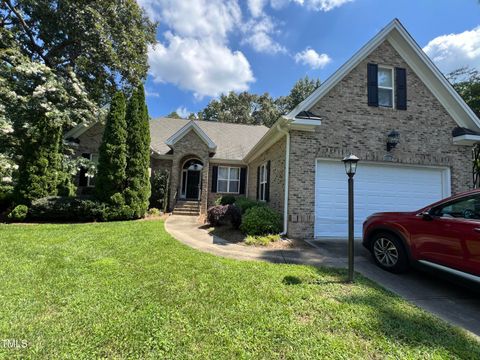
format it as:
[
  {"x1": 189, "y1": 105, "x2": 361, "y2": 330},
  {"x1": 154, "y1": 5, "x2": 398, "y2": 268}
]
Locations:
[{"x1": 0, "y1": 220, "x2": 478, "y2": 359}]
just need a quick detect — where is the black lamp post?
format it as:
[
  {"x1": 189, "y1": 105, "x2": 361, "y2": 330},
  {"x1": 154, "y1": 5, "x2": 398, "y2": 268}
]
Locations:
[{"x1": 342, "y1": 154, "x2": 359, "y2": 283}]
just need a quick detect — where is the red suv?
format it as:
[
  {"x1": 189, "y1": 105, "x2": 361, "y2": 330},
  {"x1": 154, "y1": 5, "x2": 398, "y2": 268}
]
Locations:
[{"x1": 363, "y1": 189, "x2": 480, "y2": 281}]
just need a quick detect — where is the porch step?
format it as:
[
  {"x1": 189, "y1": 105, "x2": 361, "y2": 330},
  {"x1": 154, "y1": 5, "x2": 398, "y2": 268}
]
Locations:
[{"x1": 173, "y1": 201, "x2": 200, "y2": 216}]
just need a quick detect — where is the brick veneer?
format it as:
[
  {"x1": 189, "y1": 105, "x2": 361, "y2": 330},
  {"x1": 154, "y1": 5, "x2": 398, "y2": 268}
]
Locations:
[
  {"x1": 247, "y1": 137, "x2": 286, "y2": 215},
  {"x1": 168, "y1": 129, "x2": 210, "y2": 215},
  {"x1": 287, "y1": 40, "x2": 472, "y2": 240}
]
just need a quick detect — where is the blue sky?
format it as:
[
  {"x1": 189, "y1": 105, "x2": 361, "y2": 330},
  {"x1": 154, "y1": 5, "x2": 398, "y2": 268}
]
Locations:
[{"x1": 138, "y1": 0, "x2": 480, "y2": 118}]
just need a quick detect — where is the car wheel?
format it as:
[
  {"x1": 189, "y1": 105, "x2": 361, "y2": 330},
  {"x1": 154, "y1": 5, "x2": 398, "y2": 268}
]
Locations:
[{"x1": 370, "y1": 233, "x2": 409, "y2": 273}]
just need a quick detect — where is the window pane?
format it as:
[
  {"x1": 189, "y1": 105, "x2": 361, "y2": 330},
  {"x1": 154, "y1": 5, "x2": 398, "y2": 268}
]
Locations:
[
  {"x1": 218, "y1": 167, "x2": 228, "y2": 180},
  {"x1": 378, "y1": 68, "x2": 392, "y2": 87},
  {"x1": 229, "y1": 167, "x2": 240, "y2": 180},
  {"x1": 435, "y1": 196, "x2": 480, "y2": 219},
  {"x1": 218, "y1": 180, "x2": 228, "y2": 192},
  {"x1": 260, "y1": 165, "x2": 266, "y2": 183},
  {"x1": 378, "y1": 88, "x2": 393, "y2": 107},
  {"x1": 229, "y1": 180, "x2": 239, "y2": 193}
]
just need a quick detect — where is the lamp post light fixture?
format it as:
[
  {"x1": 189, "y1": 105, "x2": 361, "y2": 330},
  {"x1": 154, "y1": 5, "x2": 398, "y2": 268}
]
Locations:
[
  {"x1": 386, "y1": 130, "x2": 400, "y2": 152},
  {"x1": 342, "y1": 154, "x2": 359, "y2": 283}
]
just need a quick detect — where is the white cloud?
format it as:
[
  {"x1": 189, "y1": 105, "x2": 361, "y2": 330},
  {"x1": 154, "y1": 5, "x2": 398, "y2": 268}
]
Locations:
[
  {"x1": 138, "y1": 0, "x2": 241, "y2": 41},
  {"x1": 242, "y1": 15, "x2": 286, "y2": 54},
  {"x1": 148, "y1": 33, "x2": 255, "y2": 98},
  {"x1": 294, "y1": 48, "x2": 331, "y2": 69},
  {"x1": 293, "y1": 0, "x2": 353, "y2": 11},
  {"x1": 247, "y1": 0, "x2": 267, "y2": 17},
  {"x1": 145, "y1": 89, "x2": 160, "y2": 98},
  {"x1": 423, "y1": 26, "x2": 480, "y2": 75},
  {"x1": 176, "y1": 106, "x2": 191, "y2": 118}
]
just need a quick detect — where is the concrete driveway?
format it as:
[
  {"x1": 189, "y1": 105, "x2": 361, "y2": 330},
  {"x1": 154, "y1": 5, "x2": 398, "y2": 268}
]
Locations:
[
  {"x1": 308, "y1": 238, "x2": 480, "y2": 337},
  {"x1": 165, "y1": 215, "x2": 480, "y2": 338}
]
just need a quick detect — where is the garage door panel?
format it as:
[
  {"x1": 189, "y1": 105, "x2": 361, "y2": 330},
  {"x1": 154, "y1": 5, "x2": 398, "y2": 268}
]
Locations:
[{"x1": 314, "y1": 160, "x2": 447, "y2": 238}]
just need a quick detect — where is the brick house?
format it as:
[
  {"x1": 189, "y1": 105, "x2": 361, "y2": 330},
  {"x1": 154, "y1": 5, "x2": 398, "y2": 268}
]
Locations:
[{"x1": 66, "y1": 19, "x2": 480, "y2": 240}]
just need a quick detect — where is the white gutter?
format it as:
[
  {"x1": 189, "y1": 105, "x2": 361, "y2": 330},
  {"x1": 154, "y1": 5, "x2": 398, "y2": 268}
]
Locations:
[{"x1": 276, "y1": 122, "x2": 290, "y2": 236}]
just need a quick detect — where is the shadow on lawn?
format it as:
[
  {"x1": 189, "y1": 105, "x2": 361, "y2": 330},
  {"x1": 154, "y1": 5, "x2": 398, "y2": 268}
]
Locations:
[{"x1": 335, "y1": 292, "x2": 480, "y2": 357}]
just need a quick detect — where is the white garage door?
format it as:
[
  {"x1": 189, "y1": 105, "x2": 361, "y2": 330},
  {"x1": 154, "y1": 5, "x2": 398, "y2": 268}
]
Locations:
[{"x1": 314, "y1": 160, "x2": 450, "y2": 238}]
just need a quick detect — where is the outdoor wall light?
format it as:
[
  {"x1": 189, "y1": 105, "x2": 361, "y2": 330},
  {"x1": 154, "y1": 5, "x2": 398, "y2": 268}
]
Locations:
[{"x1": 386, "y1": 130, "x2": 400, "y2": 152}]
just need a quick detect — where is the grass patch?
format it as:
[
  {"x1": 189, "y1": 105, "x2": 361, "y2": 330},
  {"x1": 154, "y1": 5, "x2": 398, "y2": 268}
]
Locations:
[
  {"x1": 0, "y1": 220, "x2": 478, "y2": 358},
  {"x1": 245, "y1": 233, "x2": 281, "y2": 246}
]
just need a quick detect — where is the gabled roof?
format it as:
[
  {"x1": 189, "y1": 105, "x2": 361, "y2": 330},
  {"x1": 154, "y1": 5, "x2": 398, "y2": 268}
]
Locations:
[
  {"x1": 165, "y1": 120, "x2": 217, "y2": 152},
  {"x1": 286, "y1": 18, "x2": 480, "y2": 132},
  {"x1": 149, "y1": 118, "x2": 269, "y2": 161}
]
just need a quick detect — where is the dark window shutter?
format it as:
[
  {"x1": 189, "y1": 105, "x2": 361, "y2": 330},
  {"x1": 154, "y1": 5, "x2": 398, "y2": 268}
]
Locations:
[
  {"x1": 396, "y1": 67, "x2": 407, "y2": 110},
  {"x1": 211, "y1": 166, "x2": 218, "y2": 192},
  {"x1": 265, "y1": 161, "x2": 271, "y2": 202},
  {"x1": 239, "y1": 168, "x2": 247, "y2": 195},
  {"x1": 256, "y1": 166, "x2": 260, "y2": 200},
  {"x1": 78, "y1": 153, "x2": 90, "y2": 186},
  {"x1": 367, "y1": 63, "x2": 378, "y2": 107}
]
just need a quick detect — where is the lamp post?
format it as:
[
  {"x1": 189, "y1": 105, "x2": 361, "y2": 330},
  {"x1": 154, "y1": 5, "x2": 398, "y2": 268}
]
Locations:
[{"x1": 342, "y1": 154, "x2": 359, "y2": 283}]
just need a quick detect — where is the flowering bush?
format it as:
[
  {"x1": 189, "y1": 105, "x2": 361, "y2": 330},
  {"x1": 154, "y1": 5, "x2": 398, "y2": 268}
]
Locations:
[{"x1": 207, "y1": 204, "x2": 241, "y2": 229}]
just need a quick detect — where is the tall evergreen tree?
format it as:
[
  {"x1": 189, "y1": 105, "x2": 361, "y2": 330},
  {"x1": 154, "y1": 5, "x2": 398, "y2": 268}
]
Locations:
[
  {"x1": 125, "y1": 84, "x2": 151, "y2": 218},
  {"x1": 95, "y1": 92, "x2": 127, "y2": 202},
  {"x1": 14, "y1": 119, "x2": 63, "y2": 205}
]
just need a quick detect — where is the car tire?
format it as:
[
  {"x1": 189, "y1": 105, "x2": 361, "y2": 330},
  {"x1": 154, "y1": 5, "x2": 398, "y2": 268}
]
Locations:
[{"x1": 370, "y1": 232, "x2": 409, "y2": 273}]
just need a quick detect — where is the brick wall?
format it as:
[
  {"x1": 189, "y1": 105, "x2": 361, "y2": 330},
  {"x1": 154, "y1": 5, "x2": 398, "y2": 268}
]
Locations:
[
  {"x1": 169, "y1": 129, "x2": 211, "y2": 215},
  {"x1": 287, "y1": 40, "x2": 472, "y2": 239},
  {"x1": 247, "y1": 136, "x2": 286, "y2": 215}
]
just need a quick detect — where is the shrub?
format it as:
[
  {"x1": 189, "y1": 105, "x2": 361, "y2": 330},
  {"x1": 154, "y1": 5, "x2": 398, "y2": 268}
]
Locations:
[
  {"x1": 240, "y1": 206, "x2": 282, "y2": 235},
  {"x1": 149, "y1": 170, "x2": 170, "y2": 211},
  {"x1": 29, "y1": 196, "x2": 107, "y2": 222},
  {"x1": 245, "y1": 234, "x2": 281, "y2": 246},
  {"x1": 215, "y1": 195, "x2": 236, "y2": 206},
  {"x1": 7, "y1": 205, "x2": 28, "y2": 222},
  {"x1": 234, "y1": 196, "x2": 263, "y2": 214},
  {"x1": 207, "y1": 204, "x2": 241, "y2": 229},
  {"x1": 0, "y1": 185, "x2": 14, "y2": 213},
  {"x1": 148, "y1": 208, "x2": 161, "y2": 216}
]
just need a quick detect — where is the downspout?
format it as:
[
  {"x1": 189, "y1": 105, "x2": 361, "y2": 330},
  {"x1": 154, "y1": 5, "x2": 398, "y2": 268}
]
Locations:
[{"x1": 277, "y1": 123, "x2": 290, "y2": 236}]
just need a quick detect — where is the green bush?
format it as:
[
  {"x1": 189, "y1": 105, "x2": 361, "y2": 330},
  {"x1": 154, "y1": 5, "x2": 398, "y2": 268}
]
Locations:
[
  {"x1": 234, "y1": 196, "x2": 263, "y2": 214},
  {"x1": 149, "y1": 170, "x2": 170, "y2": 211},
  {"x1": 245, "y1": 234, "x2": 281, "y2": 246},
  {"x1": 7, "y1": 204, "x2": 28, "y2": 222},
  {"x1": 215, "y1": 195, "x2": 236, "y2": 206},
  {"x1": 240, "y1": 206, "x2": 282, "y2": 235},
  {"x1": 0, "y1": 184, "x2": 14, "y2": 213},
  {"x1": 148, "y1": 208, "x2": 161, "y2": 216},
  {"x1": 29, "y1": 196, "x2": 107, "y2": 222}
]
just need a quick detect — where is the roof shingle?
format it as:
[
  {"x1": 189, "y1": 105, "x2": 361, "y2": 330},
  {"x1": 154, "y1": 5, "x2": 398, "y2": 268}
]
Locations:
[{"x1": 149, "y1": 118, "x2": 269, "y2": 161}]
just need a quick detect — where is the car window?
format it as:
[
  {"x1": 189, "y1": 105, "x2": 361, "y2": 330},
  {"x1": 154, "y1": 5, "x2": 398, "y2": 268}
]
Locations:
[{"x1": 431, "y1": 195, "x2": 480, "y2": 220}]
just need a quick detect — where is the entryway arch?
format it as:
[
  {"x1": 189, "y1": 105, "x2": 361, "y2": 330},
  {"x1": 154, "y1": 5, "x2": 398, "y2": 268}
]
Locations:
[{"x1": 180, "y1": 158, "x2": 203, "y2": 200}]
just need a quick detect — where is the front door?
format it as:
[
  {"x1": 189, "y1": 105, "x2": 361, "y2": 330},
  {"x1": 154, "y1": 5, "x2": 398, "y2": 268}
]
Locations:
[{"x1": 186, "y1": 170, "x2": 200, "y2": 199}]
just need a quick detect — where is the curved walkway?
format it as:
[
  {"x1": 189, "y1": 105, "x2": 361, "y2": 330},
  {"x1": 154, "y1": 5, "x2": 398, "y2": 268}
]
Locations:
[
  {"x1": 165, "y1": 214, "x2": 480, "y2": 338},
  {"x1": 165, "y1": 215, "x2": 343, "y2": 267}
]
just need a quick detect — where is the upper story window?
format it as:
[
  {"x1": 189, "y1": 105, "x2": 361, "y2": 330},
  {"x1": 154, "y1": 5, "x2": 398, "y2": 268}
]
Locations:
[
  {"x1": 217, "y1": 166, "x2": 240, "y2": 193},
  {"x1": 378, "y1": 67, "x2": 394, "y2": 108},
  {"x1": 367, "y1": 63, "x2": 407, "y2": 110}
]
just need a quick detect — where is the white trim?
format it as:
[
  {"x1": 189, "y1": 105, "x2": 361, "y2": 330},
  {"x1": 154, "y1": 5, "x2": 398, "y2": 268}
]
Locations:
[
  {"x1": 259, "y1": 162, "x2": 268, "y2": 202},
  {"x1": 217, "y1": 166, "x2": 241, "y2": 194},
  {"x1": 453, "y1": 134, "x2": 480, "y2": 146},
  {"x1": 65, "y1": 122, "x2": 96, "y2": 139},
  {"x1": 209, "y1": 158, "x2": 246, "y2": 165},
  {"x1": 180, "y1": 158, "x2": 203, "y2": 200},
  {"x1": 378, "y1": 65, "x2": 394, "y2": 108},
  {"x1": 86, "y1": 153, "x2": 99, "y2": 188},
  {"x1": 285, "y1": 19, "x2": 480, "y2": 132},
  {"x1": 418, "y1": 260, "x2": 480, "y2": 284},
  {"x1": 165, "y1": 120, "x2": 217, "y2": 151}
]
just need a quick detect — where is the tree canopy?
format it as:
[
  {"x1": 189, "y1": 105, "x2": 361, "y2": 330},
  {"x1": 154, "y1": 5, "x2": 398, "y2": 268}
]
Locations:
[
  {"x1": 198, "y1": 76, "x2": 321, "y2": 127},
  {"x1": 448, "y1": 67, "x2": 480, "y2": 117},
  {"x1": 0, "y1": 0, "x2": 156, "y2": 203}
]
